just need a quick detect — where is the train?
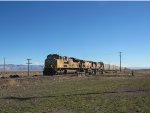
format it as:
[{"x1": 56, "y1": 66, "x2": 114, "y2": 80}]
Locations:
[{"x1": 43, "y1": 54, "x2": 122, "y2": 76}]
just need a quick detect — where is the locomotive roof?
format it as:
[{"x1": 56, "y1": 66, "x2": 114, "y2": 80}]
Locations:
[
  {"x1": 70, "y1": 57, "x2": 80, "y2": 61},
  {"x1": 47, "y1": 54, "x2": 60, "y2": 56},
  {"x1": 46, "y1": 54, "x2": 104, "y2": 64}
]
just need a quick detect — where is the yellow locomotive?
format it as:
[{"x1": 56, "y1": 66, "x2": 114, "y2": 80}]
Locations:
[{"x1": 43, "y1": 54, "x2": 104, "y2": 75}]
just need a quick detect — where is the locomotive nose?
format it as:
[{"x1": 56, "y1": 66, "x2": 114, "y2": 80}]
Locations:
[{"x1": 45, "y1": 58, "x2": 56, "y2": 67}]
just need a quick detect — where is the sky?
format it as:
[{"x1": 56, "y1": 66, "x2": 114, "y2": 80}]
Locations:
[{"x1": 0, "y1": 1, "x2": 150, "y2": 67}]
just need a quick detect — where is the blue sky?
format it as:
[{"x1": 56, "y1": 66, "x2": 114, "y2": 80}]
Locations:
[{"x1": 0, "y1": 1, "x2": 150, "y2": 67}]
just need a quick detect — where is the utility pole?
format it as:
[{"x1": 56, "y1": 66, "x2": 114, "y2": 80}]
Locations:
[
  {"x1": 4, "y1": 57, "x2": 5, "y2": 73},
  {"x1": 26, "y1": 59, "x2": 32, "y2": 76},
  {"x1": 119, "y1": 52, "x2": 122, "y2": 72}
]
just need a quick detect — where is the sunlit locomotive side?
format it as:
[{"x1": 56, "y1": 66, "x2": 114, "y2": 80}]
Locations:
[{"x1": 43, "y1": 54, "x2": 104, "y2": 75}]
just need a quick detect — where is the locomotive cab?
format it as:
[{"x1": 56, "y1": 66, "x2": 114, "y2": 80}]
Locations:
[{"x1": 43, "y1": 54, "x2": 62, "y2": 75}]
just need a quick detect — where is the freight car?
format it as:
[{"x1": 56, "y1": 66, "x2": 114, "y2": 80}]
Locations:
[
  {"x1": 43, "y1": 54, "x2": 104, "y2": 75},
  {"x1": 104, "y1": 64, "x2": 119, "y2": 71}
]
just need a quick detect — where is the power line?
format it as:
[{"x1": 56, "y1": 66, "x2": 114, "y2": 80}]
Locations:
[
  {"x1": 119, "y1": 52, "x2": 122, "y2": 72},
  {"x1": 26, "y1": 59, "x2": 32, "y2": 76}
]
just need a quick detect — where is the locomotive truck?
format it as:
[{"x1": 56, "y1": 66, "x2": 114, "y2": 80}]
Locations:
[{"x1": 43, "y1": 54, "x2": 104, "y2": 75}]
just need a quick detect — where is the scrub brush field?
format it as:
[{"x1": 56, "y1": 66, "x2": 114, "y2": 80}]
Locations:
[{"x1": 0, "y1": 76, "x2": 150, "y2": 113}]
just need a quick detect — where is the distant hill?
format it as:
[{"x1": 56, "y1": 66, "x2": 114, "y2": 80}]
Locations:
[
  {"x1": 129, "y1": 67, "x2": 150, "y2": 70},
  {"x1": 0, "y1": 64, "x2": 44, "y2": 71}
]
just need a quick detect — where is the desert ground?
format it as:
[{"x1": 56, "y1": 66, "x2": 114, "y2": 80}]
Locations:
[
  {"x1": 0, "y1": 69, "x2": 149, "y2": 78},
  {"x1": 0, "y1": 70, "x2": 150, "y2": 113},
  {"x1": 0, "y1": 71, "x2": 43, "y2": 78}
]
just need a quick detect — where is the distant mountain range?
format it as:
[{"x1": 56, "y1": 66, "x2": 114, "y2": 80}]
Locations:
[
  {"x1": 0, "y1": 64, "x2": 149, "y2": 72},
  {"x1": 0, "y1": 64, "x2": 44, "y2": 71},
  {"x1": 128, "y1": 67, "x2": 150, "y2": 70}
]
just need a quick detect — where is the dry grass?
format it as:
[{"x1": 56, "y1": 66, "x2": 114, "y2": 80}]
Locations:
[
  {"x1": 0, "y1": 75, "x2": 150, "y2": 113},
  {"x1": 133, "y1": 69, "x2": 150, "y2": 76},
  {"x1": 0, "y1": 71, "x2": 42, "y2": 77}
]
